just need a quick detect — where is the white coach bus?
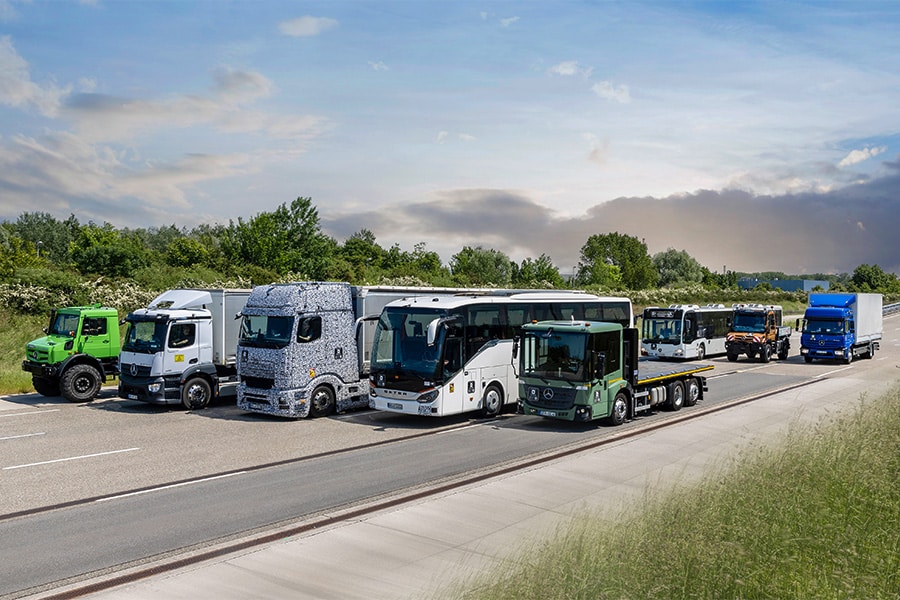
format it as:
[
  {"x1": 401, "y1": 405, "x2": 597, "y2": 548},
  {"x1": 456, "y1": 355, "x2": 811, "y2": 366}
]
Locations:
[
  {"x1": 641, "y1": 304, "x2": 730, "y2": 360},
  {"x1": 368, "y1": 291, "x2": 633, "y2": 417}
]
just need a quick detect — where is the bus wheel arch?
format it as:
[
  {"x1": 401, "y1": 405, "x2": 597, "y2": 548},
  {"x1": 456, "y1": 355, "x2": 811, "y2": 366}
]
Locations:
[
  {"x1": 310, "y1": 384, "x2": 336, "y2": 418},
  {"x1": 481, "y1": 383, "x2": 504, "y2": 418}
]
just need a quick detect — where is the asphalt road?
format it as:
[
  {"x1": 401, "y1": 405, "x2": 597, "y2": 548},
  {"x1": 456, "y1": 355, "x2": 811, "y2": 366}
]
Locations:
[{"x1": 2, "y1": 323, "x2": 897, "y2": 598}]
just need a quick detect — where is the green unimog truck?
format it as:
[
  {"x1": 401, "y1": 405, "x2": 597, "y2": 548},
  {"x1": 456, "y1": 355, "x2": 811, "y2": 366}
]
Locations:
[{"x1": 22, "y1": 304, "x2": 121, "y2": 402}]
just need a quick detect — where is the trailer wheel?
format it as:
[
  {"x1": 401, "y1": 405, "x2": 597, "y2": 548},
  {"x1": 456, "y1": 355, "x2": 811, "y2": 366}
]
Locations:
[
  {"x1": 32, "y1": 376, "x2": 60, "y2": 397},
  {"x1": 60, "y1": 364, "x2": 101, "y2": 403},
  {"x1": 481, "y1": 384, "x2": 504, "y2": 418},
  {"x1": 310, "y1": 385, "x2": 336, "y2": 417},
  {"x1": 684, "y1": 378, "x2": 701, "y2": 407},
  {"x1": 182, "y1": 377, "x2": 212, "y2": 410},
  {"x1": 607, "y1": 392, "x2": 628, "y2": 426},
  {"x1": 666, "y1": 381, "x2": 684, "y2": 411}
]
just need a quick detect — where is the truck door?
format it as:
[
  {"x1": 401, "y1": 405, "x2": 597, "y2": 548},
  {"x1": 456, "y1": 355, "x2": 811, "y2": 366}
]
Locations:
[
  {"x1": 164, "y1": 322, "x2": 200, "y2": 376},
  {"x1": 79, "y1": 316, "x2": 116, "y2": 359}
]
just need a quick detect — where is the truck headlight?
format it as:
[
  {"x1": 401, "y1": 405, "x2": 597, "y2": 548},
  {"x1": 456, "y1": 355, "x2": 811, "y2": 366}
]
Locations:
[{"x1": 148, "y1": 383, "x2": 161, "y2": 393}]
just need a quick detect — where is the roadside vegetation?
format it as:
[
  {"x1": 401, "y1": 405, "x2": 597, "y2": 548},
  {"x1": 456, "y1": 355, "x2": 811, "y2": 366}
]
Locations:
[{"x1": 452, "y1": 384, "x2": 900, "y2": 600}]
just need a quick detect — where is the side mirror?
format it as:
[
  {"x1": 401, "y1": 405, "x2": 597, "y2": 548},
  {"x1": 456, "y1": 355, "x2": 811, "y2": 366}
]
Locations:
[{"x1": 512, "y1": 337, "x2": 519, "y2": 360}]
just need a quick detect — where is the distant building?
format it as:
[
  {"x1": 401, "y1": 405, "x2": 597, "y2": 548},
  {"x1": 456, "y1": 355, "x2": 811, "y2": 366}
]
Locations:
[{"x1": 738, "y1": 278, "x2": 830, "y2": 292}]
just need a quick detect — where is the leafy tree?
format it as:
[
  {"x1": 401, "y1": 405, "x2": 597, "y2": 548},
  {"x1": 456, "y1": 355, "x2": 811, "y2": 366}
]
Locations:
[
  {"x1": 653, "y1": 248, "x2": 704, "y2": 287},
  {"x1": 850, "y1": 264, "x2": 897, "y2": 292},
  {"x1": 450, "y1": 246, "x2": 514, "y2": 286},
  {"x1": 9, "y1": 212, "x2": 80, "y2": 265},
  {"x1": 221, "y1": 197, "x2": 335, "y2": 279},
  {"x1": 513, "y1": 254, "x2": 564, "y2": 288},
  {"x1": 381, "y1": 242, "x2": 449, "y2": 282},
  {"x1": 165, "y1": 236, "x2": 211, "y2": 268},
  {"x1": 69, "y1": 223, "x2": 149, "y2": 278},
  {"x1": 577, "y1": 232, "x2": 657, "y2": 289}
]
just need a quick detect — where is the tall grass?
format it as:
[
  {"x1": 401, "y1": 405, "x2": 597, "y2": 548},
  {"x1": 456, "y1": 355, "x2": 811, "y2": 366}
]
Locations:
[
  {"x1": 0, "y1": 311, "x2": 46, "y2": 394},
  {"x1": 456, "y1": 385, "x2": 900, "y2": 599}
]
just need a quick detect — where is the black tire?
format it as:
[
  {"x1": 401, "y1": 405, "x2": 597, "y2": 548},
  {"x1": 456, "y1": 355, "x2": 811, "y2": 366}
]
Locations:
[
  {"x1": 866, "y1": 343, "x2": 876, "y2": 359},
  {"x1": 760, "y1": 345, "x2": 771, "y2": 363},
  {"x1": 804, "y1": 356, "x2": 813, "y2": 364},
  {"x1": 666, "y1": 380, "x2": 684, "y2": 411},
  {"x1": 32, "y1": 376, "x2": 60, "y2": 397},
  {"x1": 310, "y1": 385, "x2": 336, "y2": 418},
  {"x1": 182, "y1": 377, "x2": 212, "y2": 410},
  {"x1": 778, "y1": 344, "x2": 789, "y2": 361},
  {"x1": 696, "y1": 344, "x2": 705, "y2": 361},
  {"x1": 60, "y1": 364, "x2": 101, "y2": 403},
  {"x1": 726, "y1": 352, "x2": 739, "y2": 362},
  {"x1": 684, "y1": 377, "x2": 701, "y2": 407},
  {"x1": 843, "y1": 351, "x2": 853, "y2": 365},
  {"x1": 481, "y1": 384, "x2": 504, "y2": 418},
  {"x1": 607, "y1": 391, "x2": 628, "y2": 426}
]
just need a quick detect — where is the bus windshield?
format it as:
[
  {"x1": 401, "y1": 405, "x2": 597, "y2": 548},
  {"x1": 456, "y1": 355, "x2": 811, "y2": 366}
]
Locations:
[
  {"x1": 521, "y1": 331, "x2": 588, "y2": 382},
  {"x1": 371, "y1": 307, "x2": 445, "y2": 379},
  {"x1": 642, "y1": 317, "x2": 681, "y2": 344}
]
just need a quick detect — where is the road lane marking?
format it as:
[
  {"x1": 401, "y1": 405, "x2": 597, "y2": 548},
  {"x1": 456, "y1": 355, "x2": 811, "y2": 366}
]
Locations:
[
  {"x1": 95, "y1": 472, "x2": 247, "y2": 502},
  {"x1": 0, "y1": 432, "x2": 46, "y2": 441},
  {"x1": 814, "y1": 365, "x2": 853, "y2": 378},
  {"x1": 3, "y1": 447, "x2": 140, "y2": 470},
  {"x1": 0, "y1": 409, "x2": 61, "y2": 418}
]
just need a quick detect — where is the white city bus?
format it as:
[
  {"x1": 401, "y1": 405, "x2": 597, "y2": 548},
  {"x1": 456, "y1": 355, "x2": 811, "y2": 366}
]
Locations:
[
  {"x1": 641, "y1": 304, "x2": 730, "y2": 360},
  {"x1": 368, "y1": 291, "x2": 633, "y2": 417}
]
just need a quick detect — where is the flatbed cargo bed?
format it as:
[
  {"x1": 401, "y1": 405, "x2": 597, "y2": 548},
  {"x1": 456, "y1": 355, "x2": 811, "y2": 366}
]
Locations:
[{"x1": 635, "y1": 357, "x2": 714, "y2": 386}]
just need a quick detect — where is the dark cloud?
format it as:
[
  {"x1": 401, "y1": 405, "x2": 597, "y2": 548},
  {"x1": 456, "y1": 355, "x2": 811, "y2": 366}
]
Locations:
[{"x1": 322, "y1": 160, "x2": 900, "y2": 276}]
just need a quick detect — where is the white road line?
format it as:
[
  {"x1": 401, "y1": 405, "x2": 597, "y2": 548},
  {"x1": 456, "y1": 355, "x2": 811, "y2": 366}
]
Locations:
[
  {"x1": 3, "y1": 447, "x2": 140, "y2": 470},
  {"x1": 0, "y1": 409, "x2": 61, "y2": 418},
  {"x1": 96, "y1": 472, "x2": 247, "y2": 502},
  {"x1": 814, "y1": 365, "x2": 853, "y2": 378},
  {"x1": 0, "y1": 432, "x2": 46, "y2": 441}
]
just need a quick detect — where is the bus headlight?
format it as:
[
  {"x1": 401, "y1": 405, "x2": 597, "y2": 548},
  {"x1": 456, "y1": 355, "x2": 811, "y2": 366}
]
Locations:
[{"x1": 418, "y1": 389, "x2": 438, "y2": 403}]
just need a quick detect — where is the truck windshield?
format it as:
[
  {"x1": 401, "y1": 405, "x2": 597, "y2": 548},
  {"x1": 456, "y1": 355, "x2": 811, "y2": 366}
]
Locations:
[
  {"x1": 122, "y1": 320, "x2": 167, "y2": 354},
  {"x1": 732, "y1": 313, "x2": 765, "y2": 333},
  {"x1": 370, "y1": 307, "x2": 444, "y2": 379},
  {"x1": 49, "y1": 313, "x2": 80, "y2": 337},
  {"x1": 521, "y1": 331, "x2": 587, "y2": 382},
  {"x1": 239, "y1": 314, "x2": 293, "y2": 349},
  {"x1": 641, "y1": 317, "x2": 681, "y2": 344},
  {"x1": 803, "y1": 318, "x2": 844, "y2": 335}
]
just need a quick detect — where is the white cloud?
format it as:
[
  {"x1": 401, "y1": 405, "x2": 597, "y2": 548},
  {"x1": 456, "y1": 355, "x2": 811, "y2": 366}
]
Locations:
[
  {"x1": 549, "y1": 60, "x2": 592, "y2": 78},
  {"x1": 436, "y1": 131, "x2": 449, "y2": 144},
  {"x1": 0, "y1": 36, "x2": 69, "y2": 117},
  {"x1": 591, "y1": 80, "x2": 631, "y2": 104},
  {"x1": 458, "y1": 133, "x2": 476, "y2": 142},
  {"x1": 278, "y1": 16, "x2": 338, "y2": 37},
  {"x1": 838, "y1": 145, "x2": 886, "y2": 167},
  {"x1": 368, "y1": 61, "x2": 389, "y2": 71},
  {"x1": 500, "y1": 16, "x2": 519, "y2": 27}
]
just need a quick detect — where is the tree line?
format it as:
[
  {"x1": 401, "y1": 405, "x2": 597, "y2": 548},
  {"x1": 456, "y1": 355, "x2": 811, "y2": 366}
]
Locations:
[{"x1": 1, "y1": 197, "x2": 898, "y2": 295}]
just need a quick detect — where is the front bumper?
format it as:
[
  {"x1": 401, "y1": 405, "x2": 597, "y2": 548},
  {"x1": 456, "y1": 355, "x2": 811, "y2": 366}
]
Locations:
[{"x1": 22, "y1": 360, "x2": 58, "y2": 378}]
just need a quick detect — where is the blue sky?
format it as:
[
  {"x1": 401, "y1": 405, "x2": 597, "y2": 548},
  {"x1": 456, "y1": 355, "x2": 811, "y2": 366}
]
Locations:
[{"x1": 1, "y1": 0, "x2": 899, "y2": 275}]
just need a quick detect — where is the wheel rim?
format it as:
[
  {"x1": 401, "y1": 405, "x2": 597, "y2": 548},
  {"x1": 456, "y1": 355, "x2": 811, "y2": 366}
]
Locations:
[
  {"x1": 75, "y1": 376, "x2": 92, "y2": 394},
  {"x1": 484, "y1": 388, "x2": 501, "y2": 414},
  {"x1": 688, "y1": 380, "x2": 700, "y2": 404},
  {"x1": 312, "y1": 388, "x2": 334, "y2": 413},
  {"x1": 186, "y1": 383, "x2": 208, "y2": 407},
  {"x1": 613, "y1": 397, "x2": 627, "y2": 421},
  {"x1": 672, "y1": 384, "x2": 684, "y2": 408}
]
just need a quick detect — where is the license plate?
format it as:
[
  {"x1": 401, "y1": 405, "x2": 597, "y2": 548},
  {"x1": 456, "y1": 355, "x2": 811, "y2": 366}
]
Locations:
[
  {"x1": 539, "y1": 410, "x2": 557, "y2": 417},
  {"x1": 387, "y1": 402, "x2": 403, "y2": 410},
  {"x1": 128, "y1": 394, "x2": 138, "y2": 400}
]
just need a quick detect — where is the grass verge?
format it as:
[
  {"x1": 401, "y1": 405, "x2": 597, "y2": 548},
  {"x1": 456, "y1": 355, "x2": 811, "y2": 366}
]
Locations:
[{"x1": 455, "y1": 384, "x2": 900, "y2": 599}]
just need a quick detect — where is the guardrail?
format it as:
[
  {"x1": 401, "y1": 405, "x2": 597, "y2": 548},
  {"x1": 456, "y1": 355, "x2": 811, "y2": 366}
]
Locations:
[{"x1": 885, "y1": 302, "x2": 900, "y2": 315}]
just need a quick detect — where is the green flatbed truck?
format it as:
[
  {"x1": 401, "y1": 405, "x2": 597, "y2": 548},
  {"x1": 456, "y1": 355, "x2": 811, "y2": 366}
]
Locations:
[
  {"x1": 517, "y1": 320, "x2": 713, "y2": 424},
  {"x1": 22, "y1": 304, "x2": 121, "y2": 402}
]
